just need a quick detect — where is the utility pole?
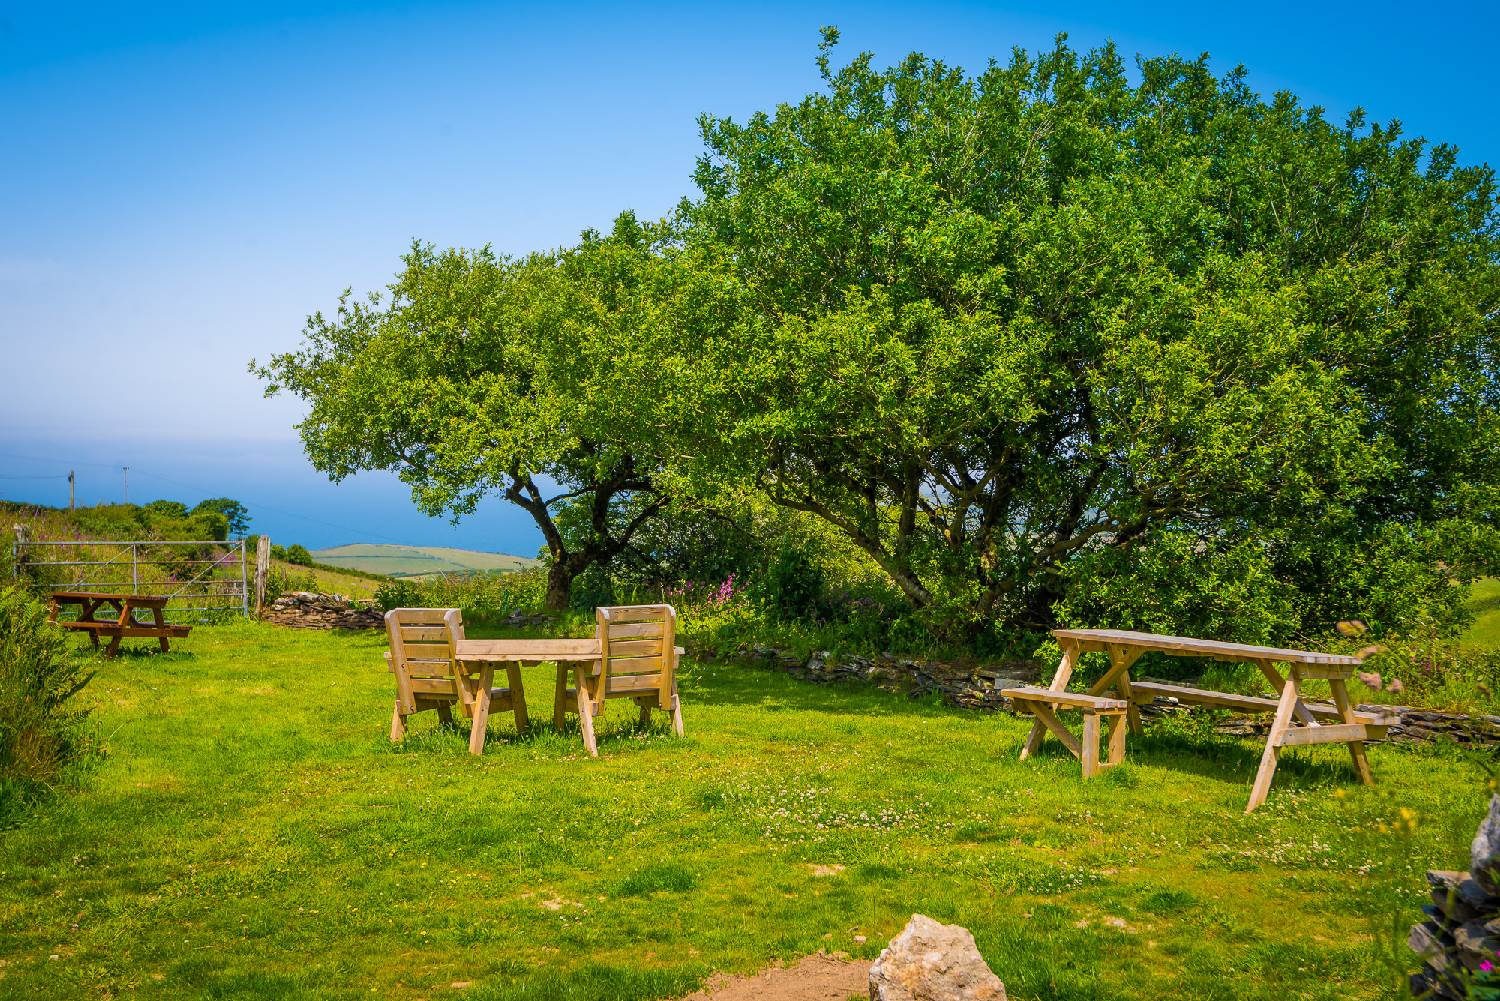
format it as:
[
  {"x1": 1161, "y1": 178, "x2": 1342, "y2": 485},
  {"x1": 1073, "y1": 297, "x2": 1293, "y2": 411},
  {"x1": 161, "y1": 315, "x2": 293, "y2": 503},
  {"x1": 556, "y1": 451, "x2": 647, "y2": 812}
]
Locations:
[
  {"x1": 68, "y1": 470, "x2": 75, "y2": 511},
  {"x1": 122, "y1": 466, "x2": 129, "y2": 504}
]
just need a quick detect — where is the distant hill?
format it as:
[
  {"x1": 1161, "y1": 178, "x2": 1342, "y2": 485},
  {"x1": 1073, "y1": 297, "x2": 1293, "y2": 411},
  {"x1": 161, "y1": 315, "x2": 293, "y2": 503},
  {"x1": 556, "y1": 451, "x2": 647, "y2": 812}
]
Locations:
[{"x1": 310, "y1": 543, "x2": 537, "y2": 579}]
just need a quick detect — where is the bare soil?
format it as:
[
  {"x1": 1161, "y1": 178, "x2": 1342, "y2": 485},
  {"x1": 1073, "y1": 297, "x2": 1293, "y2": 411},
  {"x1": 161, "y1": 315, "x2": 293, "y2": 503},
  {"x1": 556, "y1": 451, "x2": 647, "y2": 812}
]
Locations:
[{"x1": 678, "y1": 953, "x2": 871, "y2": 1001}]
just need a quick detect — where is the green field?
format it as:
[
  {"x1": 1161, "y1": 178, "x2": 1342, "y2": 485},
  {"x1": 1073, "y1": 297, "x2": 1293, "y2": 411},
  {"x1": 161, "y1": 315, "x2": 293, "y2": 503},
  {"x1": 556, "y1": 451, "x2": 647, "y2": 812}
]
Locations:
[
  {"x1": 310, "y1": 543, "x2": 536, "y2": 579},
  {"x1": 0, "y1": 621, "x2": 1486, "y2": 1000},
  {"x1": 1465, "y1": 578, "x2": 1500, "y2": 649}
]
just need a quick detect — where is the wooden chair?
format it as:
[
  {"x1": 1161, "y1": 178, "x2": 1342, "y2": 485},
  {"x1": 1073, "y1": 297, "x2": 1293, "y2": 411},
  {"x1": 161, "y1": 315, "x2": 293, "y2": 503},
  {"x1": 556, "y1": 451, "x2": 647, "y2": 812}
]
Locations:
[
  {"x1": 385, "y1": 607, "x2": 521, "y2": 745},
  {"x1": 554, "y1": 604, "x2": 685, "y2": 756}
]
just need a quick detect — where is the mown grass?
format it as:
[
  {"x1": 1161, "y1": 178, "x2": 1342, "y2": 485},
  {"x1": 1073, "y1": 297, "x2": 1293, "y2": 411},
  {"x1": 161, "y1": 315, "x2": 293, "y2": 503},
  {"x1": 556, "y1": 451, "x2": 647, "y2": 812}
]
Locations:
[{"x1": 0, "y1": 622, "x2": 1491, "y2": 1000}]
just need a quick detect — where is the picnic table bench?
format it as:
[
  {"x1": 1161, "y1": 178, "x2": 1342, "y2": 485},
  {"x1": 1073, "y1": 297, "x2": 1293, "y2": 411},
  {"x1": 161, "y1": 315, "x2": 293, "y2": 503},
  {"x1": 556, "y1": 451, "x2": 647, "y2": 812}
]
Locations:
[
  {"x1": 1004, "y1": 628, "x2": 1391, "y2": 812},
  {"x1": 48, "y1": 591, "x2": 191, "y2": 658}
]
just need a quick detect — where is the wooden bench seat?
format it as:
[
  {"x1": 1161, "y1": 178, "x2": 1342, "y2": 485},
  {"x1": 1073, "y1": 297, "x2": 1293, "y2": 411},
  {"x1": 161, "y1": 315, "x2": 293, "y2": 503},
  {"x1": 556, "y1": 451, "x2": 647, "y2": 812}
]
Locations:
[
  {"x1": 1002, "y1": 685, "x2": 1130, "y2": 778},
  {"x1": 1002, "y1": 686, "x2": 1129, "y2": 712}
]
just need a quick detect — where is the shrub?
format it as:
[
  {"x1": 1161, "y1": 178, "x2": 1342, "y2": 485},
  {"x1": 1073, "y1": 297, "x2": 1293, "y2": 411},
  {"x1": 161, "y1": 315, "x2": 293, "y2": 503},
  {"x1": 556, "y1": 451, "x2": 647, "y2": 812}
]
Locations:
[
  {"x1": 0, "y1": 585, "x2": 96, "y2": 825},
  {"x1": 758, "y1": 542, "x2": 826, "y2": 621}
]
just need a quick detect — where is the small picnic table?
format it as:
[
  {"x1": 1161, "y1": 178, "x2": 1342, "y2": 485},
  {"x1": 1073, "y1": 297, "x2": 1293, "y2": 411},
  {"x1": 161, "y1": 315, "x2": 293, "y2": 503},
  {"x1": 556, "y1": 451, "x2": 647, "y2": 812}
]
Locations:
[
  {"x1": 47, "y1": 591, "x2": 192, "y2": 657},
  {"x1": 1004, "y1": 628, "x2": 1387, "y2": 812},
  {"x1": 453, "y1": 639, "x2": 602, "y2": 755},
  {"x1": 453, "y1": 636, "x2": 687, "y2": 756}
]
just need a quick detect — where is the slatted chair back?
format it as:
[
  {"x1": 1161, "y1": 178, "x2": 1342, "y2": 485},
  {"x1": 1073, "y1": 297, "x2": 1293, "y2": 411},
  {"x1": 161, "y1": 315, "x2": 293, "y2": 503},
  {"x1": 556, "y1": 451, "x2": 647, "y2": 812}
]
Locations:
[
  {"x1": 596, "y1": 604, "x2": 677, "y2": 710},
  {"x1": 386, "y1": 607, "x2": 465, "y2": 719}
]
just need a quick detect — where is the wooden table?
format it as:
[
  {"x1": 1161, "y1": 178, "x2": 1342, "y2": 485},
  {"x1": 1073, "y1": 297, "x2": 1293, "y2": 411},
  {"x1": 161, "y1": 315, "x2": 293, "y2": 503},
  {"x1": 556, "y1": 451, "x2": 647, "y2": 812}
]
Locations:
[
  {"x1": 1008, "y1": 628, "x2": 1381, "y2": 812},
  {"x1": 454, "y1": 638, "x2": 601, "y2": 755},
  {"x1": 48, "y1": 591, "x2": 191, "y2": 657}
]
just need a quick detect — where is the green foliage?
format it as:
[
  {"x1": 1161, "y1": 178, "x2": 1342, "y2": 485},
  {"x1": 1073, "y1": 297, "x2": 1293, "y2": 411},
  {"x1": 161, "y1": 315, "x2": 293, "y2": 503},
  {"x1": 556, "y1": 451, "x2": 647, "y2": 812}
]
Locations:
[
  {"x1": 272, "y1": 543, "x2": 314, "y2": 567},
  {"x1": 374, "y1": 568, "x2": 549, "y2": 624},
  {"x1": 758, "y1": 541, "x2": 827, "y2": 622},
  {"x1": 0, "y1": 586, "x2": 95, "y2": 826},
  {"x1": 664, "y1": 33, "x2": 1500, "y2": 642},
  {"x1": 192, "y1": 497, "x2": 251, "y2": 536},
  {"x1": 252, "y1": 217, "x2": 682, "y2": 609}
]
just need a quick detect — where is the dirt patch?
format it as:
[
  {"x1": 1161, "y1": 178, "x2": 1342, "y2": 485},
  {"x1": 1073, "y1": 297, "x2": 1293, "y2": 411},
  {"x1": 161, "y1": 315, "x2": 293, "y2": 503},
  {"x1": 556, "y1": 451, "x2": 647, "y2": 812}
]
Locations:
[{"x1": 678, "y1": 953, "x2": 870, "y2": 1001}]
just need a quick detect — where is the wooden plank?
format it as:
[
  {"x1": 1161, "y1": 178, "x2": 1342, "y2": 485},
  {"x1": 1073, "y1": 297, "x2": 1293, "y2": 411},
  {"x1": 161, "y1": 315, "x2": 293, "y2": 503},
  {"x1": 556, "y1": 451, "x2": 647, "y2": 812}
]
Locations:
[
  {"x1": 1126, "y1": 681, "x2": 1390, "y2": 724},
  {"x1": 1276, "y1": 723, "x2": 1373, "y2": 747},
  {"x1": 1106, "y1": 714, "x2": 1127, "y2": 765},
  {"x1": 607, "y1": 655, "x2": 664, "y2": 675},
  {"x1": 398, "y1": 640, "x2": 452, "y2": 657},
  {"x1": 1002, "y1": 686, "x2": 1128, "y2": 711},
  {"x1": 603, "y1": 605, "x2": 670, "y2": 623},
  {"x1": 1028, "y1": 702, "x2": 1083, "y2": 759},
  {"x1": 400, "y1": 626, "x2": 450, "y2": 642},
  {"x1": 607, "y1": 675, "x2": 662, "y2": 693},
  {"x1": 1052, "y1": 628, "x2": 1363, "y2": 666},
  {"x1": 1329, "y1": 676, "x2": 1375, "y2": 784},
  {"x1": 1082, "y1": 714, "x2": 1101, "y2": 778},
  {"x1": 1246, "y1": 667, "x2": 1302, "y2": 813},
  {"x1": 456, "y1": 638, "x2": 600, "y2": 662},
  {"x1": 607, "y1": 639, "x2": 663, "y2": 657},
  {"x1": 608, "y1": 621, "x2": 663, "y2": 639},
  {"x1": 1021, "y1": 644, "x2": 1076, "y2": 760}
]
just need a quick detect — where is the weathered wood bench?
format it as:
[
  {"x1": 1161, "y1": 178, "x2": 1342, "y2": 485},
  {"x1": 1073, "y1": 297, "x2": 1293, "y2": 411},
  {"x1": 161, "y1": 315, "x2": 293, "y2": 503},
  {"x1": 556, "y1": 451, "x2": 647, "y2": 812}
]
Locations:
[
  {"x1": 1010, "y1": 629, "x2": 1381, "y2": 812},
  {"x1": 1001, "y1": 686, "x2": 1130, "y2": 778}
]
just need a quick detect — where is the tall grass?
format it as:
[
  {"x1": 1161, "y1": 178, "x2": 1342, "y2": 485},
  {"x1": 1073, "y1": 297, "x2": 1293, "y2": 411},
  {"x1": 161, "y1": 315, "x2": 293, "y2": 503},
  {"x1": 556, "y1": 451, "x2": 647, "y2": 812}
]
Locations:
[{"x1": 0, "y1": 585, "x2": 97, "y2": 826}]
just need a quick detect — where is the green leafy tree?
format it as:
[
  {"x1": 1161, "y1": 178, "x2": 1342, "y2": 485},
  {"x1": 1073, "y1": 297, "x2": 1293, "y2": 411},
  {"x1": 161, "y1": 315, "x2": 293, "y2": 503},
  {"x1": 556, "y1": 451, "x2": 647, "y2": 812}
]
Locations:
[
  {"x1": 253, "y1": 215, "x2": 679, "y2": 610},
  {"x1": 192, "y1": 498, "x2": 250, "y2": 536},
  {"x1": 673, "y1": 30, "x2": 1500, "y2": 639}
]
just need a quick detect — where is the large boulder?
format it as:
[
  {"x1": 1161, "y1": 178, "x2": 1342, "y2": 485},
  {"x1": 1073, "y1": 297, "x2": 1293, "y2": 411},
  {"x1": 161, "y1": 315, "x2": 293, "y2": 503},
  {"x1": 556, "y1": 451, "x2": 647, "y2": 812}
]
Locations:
[
  {"x1": 868, "y1": 914, "x2": 1006, "y2": 1001},
  {"x1": 1473, "y1": 795, "x2": 1500, "y2": 894}
]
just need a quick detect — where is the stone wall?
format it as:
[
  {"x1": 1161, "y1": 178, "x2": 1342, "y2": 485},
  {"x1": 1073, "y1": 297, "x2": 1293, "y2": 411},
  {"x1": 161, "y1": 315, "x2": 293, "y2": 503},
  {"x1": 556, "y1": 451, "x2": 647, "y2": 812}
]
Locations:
[
  {"x1": 1410, "y1": 795, "x2": 1500, "y2": 998},
  {"x1": 725, "y1": 644, "x2": 1500, "y2": 748},
  {"x1": 262, "y1": 592, "x2": 384, "y2": 630}
]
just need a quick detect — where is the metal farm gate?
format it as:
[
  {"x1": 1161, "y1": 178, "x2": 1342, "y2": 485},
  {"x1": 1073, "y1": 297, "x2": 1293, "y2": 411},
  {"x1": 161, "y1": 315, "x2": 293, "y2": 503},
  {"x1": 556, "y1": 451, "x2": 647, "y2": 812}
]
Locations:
[{"x1": 12, "y1": 537, "x2": 249, "y2": 622}]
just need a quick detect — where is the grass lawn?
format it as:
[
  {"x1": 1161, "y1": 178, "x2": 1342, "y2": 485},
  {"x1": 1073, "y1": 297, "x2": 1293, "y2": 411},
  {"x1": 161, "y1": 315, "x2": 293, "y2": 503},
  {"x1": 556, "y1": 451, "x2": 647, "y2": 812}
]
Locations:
[
  {"x1": 0, "y1": 623, "x2": 1490, "y2": 1000},
  {"x1": 1465, "y1": 578, "x2": 1500, "y2": 649}
]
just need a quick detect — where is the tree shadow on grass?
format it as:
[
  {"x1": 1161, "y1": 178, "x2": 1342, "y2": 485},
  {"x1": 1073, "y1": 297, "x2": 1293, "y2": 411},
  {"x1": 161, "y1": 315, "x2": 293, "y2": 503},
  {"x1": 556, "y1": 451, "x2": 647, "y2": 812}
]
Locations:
[{"x1": 1021, "y1": 725, "x2": 1373, "y2": 798}]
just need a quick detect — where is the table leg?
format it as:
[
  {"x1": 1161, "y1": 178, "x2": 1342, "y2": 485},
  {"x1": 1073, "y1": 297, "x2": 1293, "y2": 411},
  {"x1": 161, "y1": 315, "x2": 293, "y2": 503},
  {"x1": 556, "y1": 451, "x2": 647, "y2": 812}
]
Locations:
[
  {"x1": 1256, "y1": 660, "x2": 1317, "y2": 727},
  {"x1": 637, "y1": 697, "x2": 652, "y2": 729},
  {"x1": 1089, "y1": 647, "x2": 1145, "y2": 737},
  {"x1": 1022, "y1": 645, "x2": 1076, "y2": 760},
  {"x1": 1106, "y1": 713, "x2": 1127, "y2": 765},
  {"x1": 574, "y1": 664, "x2": 599, "y2": 757},
  {"x1": 506, "y1": 664, "x2": 529, "y2": 733},
  {"x1": 1329, "y1": 677, "x2": 1374, "y2": 785},
  {"x1": 1027, "y1": 702, "x2": 1083, "y2": 759},
  {"x1": 153, "y1": 604, "x2": 169, "y2": 652},
  {"x1": 468, "y1": 665, "x2": 494, "y2": 755},
  {"x1": 1247, "y1": 666, "x2": 1303, "y2": 813}
]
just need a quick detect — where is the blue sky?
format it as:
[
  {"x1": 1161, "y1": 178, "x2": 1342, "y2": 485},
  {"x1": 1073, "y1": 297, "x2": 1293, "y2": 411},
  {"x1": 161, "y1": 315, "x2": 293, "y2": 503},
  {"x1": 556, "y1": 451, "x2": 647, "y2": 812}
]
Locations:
[{"x1": 1, "y1": 1, "x2": 1495, "y2": 552}]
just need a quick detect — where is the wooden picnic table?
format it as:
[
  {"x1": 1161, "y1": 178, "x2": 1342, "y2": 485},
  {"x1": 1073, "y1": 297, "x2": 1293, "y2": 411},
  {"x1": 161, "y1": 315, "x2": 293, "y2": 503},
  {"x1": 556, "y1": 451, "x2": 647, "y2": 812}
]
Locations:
[
  {"x1": 453, "y1": 636, "x2": 685, "y2": 756},
  {"x1": 1005, "y1": 628, "x2": 1385, "y2": 812},
  {"x1": 47, "y1": 590, "x2": 191, "y2": 658},
  {"x1": 454, "y1": 639, "x2": 602, "y2": 755}
]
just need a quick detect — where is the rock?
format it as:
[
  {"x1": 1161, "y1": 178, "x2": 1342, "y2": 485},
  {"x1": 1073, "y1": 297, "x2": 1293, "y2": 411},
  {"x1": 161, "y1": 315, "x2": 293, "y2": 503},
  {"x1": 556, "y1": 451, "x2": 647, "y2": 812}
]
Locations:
[
  {"x1": 263, "y1": 591, "x2": 384, "y2": 630},
  {"x1": 868, "y1": 914, "x2": 1006, "y2": 1001},
  {"x1": 1474, "y1": 796, "x2": 1500, "y2": 894}
]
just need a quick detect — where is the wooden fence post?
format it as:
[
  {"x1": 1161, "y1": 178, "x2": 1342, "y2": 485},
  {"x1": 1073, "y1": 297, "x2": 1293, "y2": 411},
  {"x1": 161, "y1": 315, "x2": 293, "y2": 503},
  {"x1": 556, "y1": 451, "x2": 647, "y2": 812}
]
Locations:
[
  {"x1": 12, "y1": 524, "x2": 31, "y2": 579},
  {"x1": 255, "y1": 535, "x2": 271, "y2": 615}
]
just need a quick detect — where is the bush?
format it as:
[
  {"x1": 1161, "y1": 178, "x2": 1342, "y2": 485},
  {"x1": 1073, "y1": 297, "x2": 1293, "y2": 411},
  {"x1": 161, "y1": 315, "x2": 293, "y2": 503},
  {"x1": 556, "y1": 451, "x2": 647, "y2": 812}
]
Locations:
[
  {"x1": 373, "y1": 570, "x2": 548, "y2": 624},
  {"x1": 757, "y1": 542, "x2": 826, "y2": 621},
  {"x1": 0, "y1": 586, "x2": 96, "y2": 825}
]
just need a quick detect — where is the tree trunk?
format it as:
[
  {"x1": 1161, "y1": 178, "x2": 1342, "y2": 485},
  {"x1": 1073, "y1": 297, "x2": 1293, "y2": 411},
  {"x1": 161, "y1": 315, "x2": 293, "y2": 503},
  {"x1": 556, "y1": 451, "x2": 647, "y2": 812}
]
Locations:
[{"x1": 543, "y1": 559, "x2": 576, "y2": 611}]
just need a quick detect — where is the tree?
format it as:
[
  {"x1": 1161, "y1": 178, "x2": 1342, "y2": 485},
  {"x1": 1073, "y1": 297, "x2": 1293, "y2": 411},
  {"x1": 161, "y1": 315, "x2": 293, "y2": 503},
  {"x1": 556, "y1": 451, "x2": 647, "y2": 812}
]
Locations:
[
  {"x1": 252, "y1": 214, "x2": 680, "y2": 610},
  {"x1": 673, "y1": 31, "x2": 1500, "y2": 640},
  {"x1": 192, "y1": 498, "x2": 250, "y2": 536}
]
